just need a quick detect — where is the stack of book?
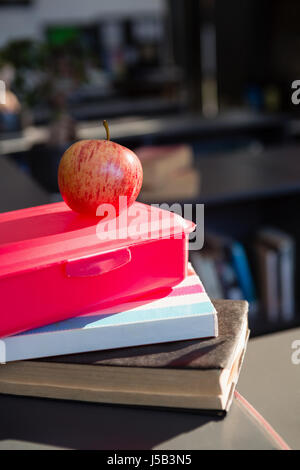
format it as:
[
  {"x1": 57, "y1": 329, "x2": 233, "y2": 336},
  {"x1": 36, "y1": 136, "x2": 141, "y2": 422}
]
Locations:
[
  {"x1": 136, "y1": 144, "x2": 200, "y2": 202},
  {"x1": 0, "y1": 264, "x2": 249, "y2": 415}
]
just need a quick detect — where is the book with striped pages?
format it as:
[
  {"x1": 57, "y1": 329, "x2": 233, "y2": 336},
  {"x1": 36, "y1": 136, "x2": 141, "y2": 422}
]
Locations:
[{"x1": 0, "y1": 264, "x2": 217, "y2": 363}]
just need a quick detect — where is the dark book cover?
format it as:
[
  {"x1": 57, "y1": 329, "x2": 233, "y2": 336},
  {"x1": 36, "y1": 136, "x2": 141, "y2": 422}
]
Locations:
[
  {"x1": 0, "y1": 300, "x2": 249, "y2": 413},
  {"x1": 42, "y1": 299, "x2": 248, "y2": 372}
]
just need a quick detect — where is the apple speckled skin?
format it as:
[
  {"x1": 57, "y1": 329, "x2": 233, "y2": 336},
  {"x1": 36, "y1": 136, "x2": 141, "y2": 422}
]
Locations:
[{"x1": 58, "y1": 139, "x2": 143, "y2": 215}]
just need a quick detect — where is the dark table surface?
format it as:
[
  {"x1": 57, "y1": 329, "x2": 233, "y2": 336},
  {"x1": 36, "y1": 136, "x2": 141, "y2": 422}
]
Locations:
[
  {"x1": 0, "y1": 392, "x2": 288, "y2": 450},
  {"x1": 238, "y1": 327, "x2": 300, "y2": 450}
]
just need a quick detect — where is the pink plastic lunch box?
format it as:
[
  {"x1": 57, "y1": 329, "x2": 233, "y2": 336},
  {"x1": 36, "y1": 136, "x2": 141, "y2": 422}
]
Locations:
[{"x1": 0, "y1": 201, "x2": 194, "y2": 337}]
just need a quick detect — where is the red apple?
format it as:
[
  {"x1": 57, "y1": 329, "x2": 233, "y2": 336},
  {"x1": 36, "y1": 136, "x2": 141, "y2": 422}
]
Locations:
[{"x1": 58, "y1": 121, "x2": 143, "y2": 215}]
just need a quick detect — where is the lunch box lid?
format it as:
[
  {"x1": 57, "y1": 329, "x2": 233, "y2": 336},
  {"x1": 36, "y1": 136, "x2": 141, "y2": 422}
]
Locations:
[{"x1": 0, "y1": 201, "x2": 195, "y2": 279}]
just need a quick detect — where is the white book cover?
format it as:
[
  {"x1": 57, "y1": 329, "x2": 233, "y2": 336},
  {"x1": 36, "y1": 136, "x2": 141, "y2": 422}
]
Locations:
[{"x1": 0, "y1": 264, "x2": 217, "y2": 363}]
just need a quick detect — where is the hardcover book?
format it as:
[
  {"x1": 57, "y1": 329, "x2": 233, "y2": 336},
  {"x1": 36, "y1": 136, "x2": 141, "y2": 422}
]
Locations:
[
  {"x1": 0, "y1": 264, "x2": 217, "y2": 362},
  {"x1": 0, "y1": 299, "x2": 249, "y2": 414}
]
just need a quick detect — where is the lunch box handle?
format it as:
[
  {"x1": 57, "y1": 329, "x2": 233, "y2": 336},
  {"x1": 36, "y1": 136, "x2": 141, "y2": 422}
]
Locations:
[{"x1": 65, "y1": 248, "x2": 131, "y2": 278}]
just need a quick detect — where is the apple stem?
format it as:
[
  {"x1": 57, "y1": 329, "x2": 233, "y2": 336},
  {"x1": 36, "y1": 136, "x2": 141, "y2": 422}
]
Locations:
[{"x1": 103, "y1": 120, "x2": 110, "y2": 141}]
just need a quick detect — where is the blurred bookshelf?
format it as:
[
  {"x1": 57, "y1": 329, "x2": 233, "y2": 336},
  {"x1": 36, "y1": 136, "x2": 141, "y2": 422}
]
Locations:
[
  {"x1": 140, "y1": 143, "x2": 300, "y2": 338},
  {"x1": 194, "y1": 145, "x2": 300, "y2": 338},
  {"x1": 0, "y1": 111, "x2": 288, "y2": 154}
]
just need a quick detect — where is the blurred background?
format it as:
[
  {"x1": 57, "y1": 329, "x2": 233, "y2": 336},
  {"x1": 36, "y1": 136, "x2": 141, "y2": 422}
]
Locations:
[{"x1": 1, "y1": 0, "x2": 300, "y2": 337}]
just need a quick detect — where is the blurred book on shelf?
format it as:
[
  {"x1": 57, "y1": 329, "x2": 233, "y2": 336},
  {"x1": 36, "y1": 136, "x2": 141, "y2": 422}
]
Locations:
[
  {"x1": 191, "y1": 232, "x2": 258, "y2": 318},
  {"x1": 255, "y1": 228, "x2": 295, "y2": 324},
  {"x1": 202, "y1": 233, "x2": 245, "y2": 303},
  {"x1": 0, "y1": 264, "x2": 217, "y2": 362},
  {"x1": 189, "y1": 251, "x2": 224, "y2": 300},
  {"x1": 191, "y1": 228, "x2": 296, "y2": 334},
  {"x1": 255, "y1": 243, "x2": 279, "y2": 323},
  {"x1": 191, "y1": 233, "x2": 256, "y2": 305},
  {"x1": 0, "y1": 299, "x2": 249, "y2": 415},
  {"x1": 136, "y1": 144, "x2": 200, "y2": 201}
]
